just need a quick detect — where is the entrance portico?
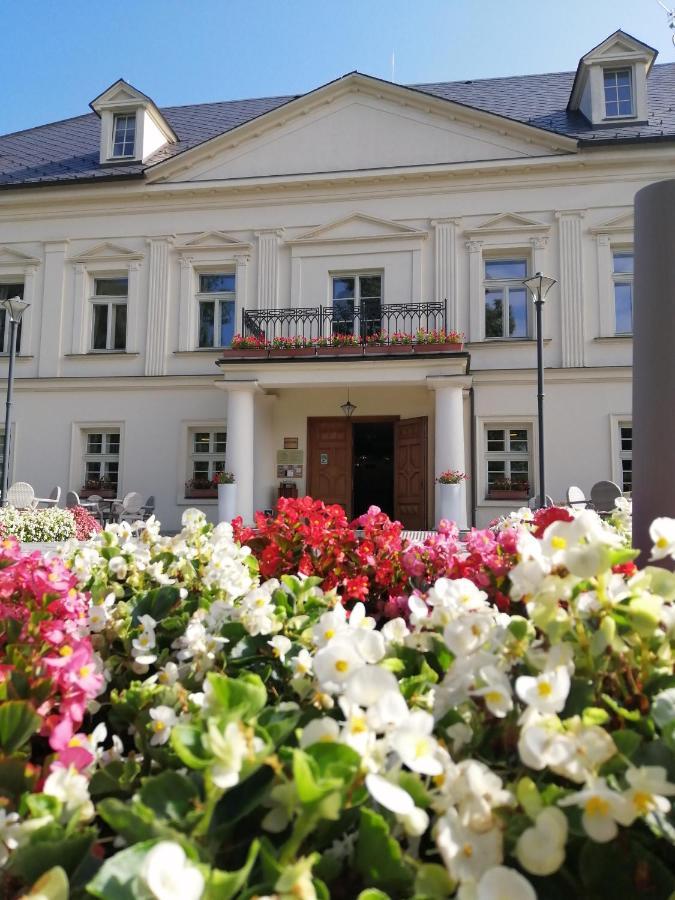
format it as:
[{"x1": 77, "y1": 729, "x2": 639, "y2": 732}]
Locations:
[{"x1": 215, "y1": 355, "x2": 471, "y2": 529}]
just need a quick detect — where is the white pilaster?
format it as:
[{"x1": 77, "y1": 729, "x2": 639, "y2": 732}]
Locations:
[
  {"x1": 430, "y1": 377, "x2": 471, "y2": 529},
  {"x1": 145, "y1": 238, "x2": 172, "y2": 375},
  {"x1": 432, "y1": 219, "x2": 459, "y2": 330},
  {"x1": 178, "y1": 256, "x2": 194, "y2": 351},
  {"x1": 71, "y1": 263, "x2": 88, "y2": 355},
  {"x1": 556, "y1": 211, "x2": 585, "y2": 367},
  {"x1": 234, "y1": 253, "x2": 250, "y2": 336},
  {"x1": 224, "y1": 384, "x2": 256, "y2": 523},
  {"x1": 595, "y1": 234, "x2": 614, "y2": 337},
  {"x1": 19, "y1": 266, "x2": 37, "y2": 357},
  {"x1": 256, "y1": 229, "x2": 283, "y2": 310},
  {"x1": 466, "y1": 240, "x2": 483, "y2": 342},
  {"x1": 126, "y1": 261, "x2": 142, "y2": 353},
  {"x1": 530, "y1": 236, "x2": 551, "y2": 339},
  {"x1": 38, "y1": 240, "x2": 69, "y2": 377}
]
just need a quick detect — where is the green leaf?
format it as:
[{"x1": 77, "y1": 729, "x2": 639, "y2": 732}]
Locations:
[
  {"x1": 131, "y1": 586, "x2": 180, "y2": 625},
  {"x1": 0, "y1": 753, "x2": 38, "y2": 799},
  {"x1": 206, "y1": 672, "x2": 267, "y2": 721},
  {"x1": 355, "y1": 808, "x2": 414, "y2": 893},
  {"x1": 171, "y1": 725, "x2": 211, "y2": 769},
  {"x1": 21, "y1": 865, "x2": 70, "y2": 900},
  {"x1": 507, "y1": 616, "x2": 529, "y2": 640},
  {"x1": 356, "y1": 891, "x2": 391, "y2": 900},
  {"x1": 601, "y1": 693, "x2": 641, "y2": 723},
  {"x1": 138, "y1": 771, "x2": 200, "y2": 824},
  {"x1": 203, "y1": 840, "x2": 259, "y2": 900},
  {"x1": 209, "y1": 765, "x2": 275, "y2": 834},
  {"x1": 86, "y1": 840, "x2": 157, "y2": 899},
  {"x1": 652, "y1": 688, "x2": 675, "y2": 729},
  {"x1": 89, "y1": 760, "x2": 140, "y2": 798},
  {"x1": 414, "y1": 863, "x2": 455, "y2": 899},
  {"x1": 306, "y1": 742, "x2": 361, "y2": 783},
  {"x1": 96, "y1": 798, "x2": 187, "y2": 847},
  {"x1": 627, "y1": 595, "x2": 663, "y2": 637},
  {"x1": 258, "y1": 704, "x2": 301, "y2": 747},
  {"x1": 292, "y1": 749, "x2": 340, "y2": 805},
  {"x1": 0, "y1": 700, "x2": 41, "y2": 753},
  {"x1": 611, "y1": 729, "x2": 642, "y2": 759},
  {"x1": 9, "y1": 830, "x2": 95, "y2": 884},
  {"x1": 516, "y1": 777, "x2": 542, "y2": 819},
  {"x1": 579, "y1": 836, "x2": 675, "y2": 898},
  {"x1": 562, "y1": 678, "x2": 595, "y2": 718},
  {"x1": 634, "y1": 739, "x2": 675, "y2": 782},
  {"x1": 582, "y1": 707, "x2": 610, "y2": 727}
]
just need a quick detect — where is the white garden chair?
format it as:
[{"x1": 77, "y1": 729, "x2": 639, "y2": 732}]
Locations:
[
  {"x1": 111, "y1": 492, "x2": 145, "y2": 523},
  {"x1": 35, "y1": 486, "x2": 61, "y2": 508},
  {"x1": 6, "y1": 482, "x2": 37, "y2": 510},
  {"x1": 590, "y1": 480, "x2": 622, "y2": 515},
  {"x1": 66, "y1": 490, "x2": 99, "y2": 513},
  {"x1": 567, "y1": 485, "x2": 592, "y2": 508}
]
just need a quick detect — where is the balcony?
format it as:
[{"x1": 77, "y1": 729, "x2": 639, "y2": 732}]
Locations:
[{"x1": 224, "y1": 301, "x2": 464, "y2": 360}]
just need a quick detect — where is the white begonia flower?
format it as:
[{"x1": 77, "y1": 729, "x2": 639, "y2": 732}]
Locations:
[
  {"x1": 366, "y1": 687, "x2": 410, "y2": 733},
  {"x1": 551, "y1": 718, "x2": 617, "y2": 783},
  {"x1": 515, "y1": 666, "x2": 570, "y2": 714},
  {"x1": 435, "y1": 808, "x2": 503, "y2": 884},
  {"x1": 408, "y1": 594, "x2": 430, "y2": 626},
  {"x1": 624, "y1": 765, "x2": 675, "y2": 817},
  {"x1": 108, "y1": 555, "x2": 128, "y2": 580},
  {"x1": 299, "y1": 717, "x2": 340, "y2": 748},
  {"x1": 87, "y1": 603, "x2": 109, "y2": 632},
  {"x1": 139, "y1": 840, "x2": 204, "y2": 900},
  {"x1": 312, "y1": 606, "x2": 348, "y2": 647},
  {"x1": 344, "y1": 663, "x2": 399, "y2": 708},
  {"x1": 351, "y1": 628, "x2": 386, "y2": 664},
  {"x1": 206, "y1": 720, "x2": 263, "y2": 789},
  {"x1": 366, "y1": 773, "x2": 415, "y2": 814},
  {"x1": 390, "y1": 710, "x2": 443, "y2": 776},
  {"x1": 518, "y1": 712, "x2": 575, "y2": 772},
  {"x1": 269, "y1": 635, "x2": 292, "y2": 662},
  {"x1": 132, "y1": 627, "x2": 157, "y2": 666},
  {"x1": 400, "y1": 806, "x2": 430, "y2": 838},
  {"x1": 313, "y1": 638, "x2": 366, "y2": 692},
  {"x1": 447, "y1": 722, "x2": 473, "y2": 754},
  {"x1": 558, "y1": 775, "x2": 635, "y2": 842},
  {"x1": 338, "y1": 698, "x2": 376, "y2": 755},
  {"x1": 650, "y1": 517, "x2": 675, "y2": 560},
  {"x1": 158, "y1": 661, "x2": 179, "y2": 686},
  {"x1": 471, "y1": 666, "x2": 513, "y2": 718},
  {"x1": 43, "y1": 766, "x2": 94, "y2": 822},
  {"x1": 427, "y1": 578, "x2": 490, "y2": 622},
  {"x1": 444, "y1": 760, "x2": 513, "y2": 832},
  {"x1": 381, "y1": 617, "x2": 410, "y2": 644},
  {"x1": 349, "y1": 602, "x2": 376, "y2": 630},
  {"x1": 148, "y1": 706, "x2": 178, "y2": 746},
  {"x1": 516, "y1": 806, "x2": 568, "y2": 876},
  {"x1": 443, "y1": 613, "x2": 495, "y2": 658},
  {"x1": 292, "y1": 649, "x2": 313, "y2": 677},
  {"x1": 469, "y1": 866, "x2": 537, "y2": 900},
  {"x1": 0, "y1": 810, "x2": 22, "y2": 867}
]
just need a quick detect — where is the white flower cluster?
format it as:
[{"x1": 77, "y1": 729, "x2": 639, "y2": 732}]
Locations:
[{"x1": 0, "y1": 506, "x2": 76, "y2": 542}]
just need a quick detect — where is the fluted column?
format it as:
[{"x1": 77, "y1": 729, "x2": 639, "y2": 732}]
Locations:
[
  {"x1": 145, "y1": 237, "x2": 172, "y2": 375},
  {"x1": 38, "y1": 241, "x2": 69, "y2": 377},
  {"x1": 432, "y1": 219, "x2": 459, "y2": 330},
  {"x1": 256, "y1": 229, "x2": 283, "y2": 310},
  {"x1": 556, "y1": 211, "x2": 585, "y2": 367}
]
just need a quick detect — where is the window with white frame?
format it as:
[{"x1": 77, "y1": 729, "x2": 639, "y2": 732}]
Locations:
[
  {"x1": 613, "y1": 250, "x2": 633, "y2": 334},
  {"x1": 112, "y1": 113, "x2": 136, "y2": 157},
  {"x1": 0, "y1": 283, "x2": 24, "y2": 353},
  {"x1": 197, "y1": 273, "x2": 236, "y2": 348},
  {"x1": 83, "y1": 429, "x2": 120, "y2": 491},
  {"x1": 485, "y1": 425, "x2": 532, "y2": 497},
  {"x1": 484, "y1": 259, "x2": 529, "y2": 339},
  {"x1": 604, "y1": 69, "x2": 633, "y2": 119},
  {"x1": 91, "y1": 277, "x2": 127, "y2": 351},
  {"x1": 187, "y1": 428, "x2": 226, "y2": 494},
  {"x1": 332, "y1": 273, "x2": 382, "y2": 338},
  {"x1": 618, "y1": 421, "x2": 632, "y2": 492}
]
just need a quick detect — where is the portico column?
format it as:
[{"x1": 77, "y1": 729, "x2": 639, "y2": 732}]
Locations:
[
  {"x1": 224, "y1": 385, "x2": 256, "y2": 524},
  {"x1": 430, "y1": 377, "x2": 471, "y2": 530}
]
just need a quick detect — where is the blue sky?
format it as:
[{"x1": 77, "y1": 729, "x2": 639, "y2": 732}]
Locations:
[{"x1": 2, "y1": 0, "x2": 674, "y2": 134}]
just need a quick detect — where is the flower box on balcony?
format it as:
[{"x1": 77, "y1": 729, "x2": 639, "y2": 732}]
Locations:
[
  {"x1": 365, "y1": 343, "x2": 412, "y2": 355},
  {"x1": 221, "y1": 348, "x2": 269, "y2": 359},
  {"x1": 316, "y1": 345, "x2": 363, "y2": 357},
  {"x1": 415, "y1": 341, "x2": 464, "y2": 353},
  {"x1": 269, "y1": 348, "x2": 316, "y2": 358}
]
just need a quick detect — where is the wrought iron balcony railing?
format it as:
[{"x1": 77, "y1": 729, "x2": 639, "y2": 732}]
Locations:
[{"x1": 241, "y1": 300, "x2": 447, "y2": 344}]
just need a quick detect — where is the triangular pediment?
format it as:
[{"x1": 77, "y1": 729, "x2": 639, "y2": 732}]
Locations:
[
  {"x1": 90, "y1": 79, "x2": 153, "y2": 113},
  {"x1": 177, "y1": 231, "x2": 252, "y2": 251},
  {"x1": 467, "y1": 213, "x2": 549, "y2": 236},
  {"x1": 591, "y1": 211, "x2": 634, "y2": 234},
  {"x1": 70, "y1": 242, "x2": 143, "y2": 262},
  {"x1": 292, "y1": 213, "x2": 426, "y2": 244},
  {"x1": 147, "y1": 73, "x2": 576, "y2": 184},
  {"x1": 0, "y1": 245, "x2": 40, "y2": 267},
  {"x1": 583, "y1": 30, "x2": 657, "y2": 66}
]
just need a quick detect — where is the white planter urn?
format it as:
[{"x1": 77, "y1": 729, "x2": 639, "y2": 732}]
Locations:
[
  {"x1": 218, "y1": 482, "x2": 237, "y2": 523},
  {"x1": 437, "y1": 482, "x2": 463, "y2": 528}
]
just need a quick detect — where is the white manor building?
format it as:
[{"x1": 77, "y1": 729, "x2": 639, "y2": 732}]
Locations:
[{"x1": 0, "y1": 29, "x2": 668, "y2": 530}]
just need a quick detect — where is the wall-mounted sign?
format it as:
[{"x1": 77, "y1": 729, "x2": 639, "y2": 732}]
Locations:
[
  {"x1": 276, "y1": 464, "x2": 303, "y2": 479},
  {"x1": 277, "y1": 449, "x2": 304, "y2": 466},
  {"x1": 284, "y1": 437, "x2": 299, "y2": 450},
  {"x1": 320, "y1": 453, "x2": 328, "y2": 465}
]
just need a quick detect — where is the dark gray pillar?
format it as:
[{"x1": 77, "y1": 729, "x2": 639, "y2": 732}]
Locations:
[{"x1": 633, "y1": 179, "x2": 675, "y2": 566}]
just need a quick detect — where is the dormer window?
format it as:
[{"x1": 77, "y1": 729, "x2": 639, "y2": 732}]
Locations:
[
  {"x1": 603, "y1": 69, "x2": 633, "y2": 118},
  {"x1": 112, "y1": 113, "x2": 136, "y2": 157}
]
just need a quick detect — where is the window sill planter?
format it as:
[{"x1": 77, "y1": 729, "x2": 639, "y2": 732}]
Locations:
[
  {"x1": 80, "y1": 489, "x2": 116, "y2": 499},
  {"x1": 186, "y1": 489, "x2": 218, "y2": 499},
  {"x1": 221, "y1": 348, "x2": 269, "y2": 359},
  {"x1": 217, "y1": 483, "x2": 237, "y2": 522},
  {"x1": 416, "y1": 342, "x2": 464, "y2": 353},
  {"x1": 316, "y1": 346, "x2": 363, "y2": 357},
  {"x1": 486, "y1": 490, "x2": 529, "y2": 501}
]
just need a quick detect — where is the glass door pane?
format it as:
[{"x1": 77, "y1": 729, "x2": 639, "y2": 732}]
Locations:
[
  {"x1": 219, "y1": 300, "x2": 235, "y2": 347},
  {"x1": 359, "y1": 275, "x2": 382, "y2": 338},
  {"x1": 332, "y1": 277, "x2": 355, "y2": 336}
]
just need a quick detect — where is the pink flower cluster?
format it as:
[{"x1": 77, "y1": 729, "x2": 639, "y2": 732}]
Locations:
[
  {"x1": 70, "y1": 505, "x2": 103, "y2": 540},
  {"x1": 0, "y1": 538, "x2": 103, "y2": 769}
]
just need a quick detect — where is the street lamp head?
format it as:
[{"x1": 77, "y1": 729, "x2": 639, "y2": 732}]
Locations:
[
  {"x1": 523, "y1": 272, "x2": 557, "y2": 304},
  {"x1": 0, "y1": 297, "x2": 30, "y2": 323}
]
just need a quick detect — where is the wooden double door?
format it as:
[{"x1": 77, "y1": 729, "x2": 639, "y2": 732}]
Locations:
[{"x1": 307, "y1": 416, "x2": 428, "y2": 528}]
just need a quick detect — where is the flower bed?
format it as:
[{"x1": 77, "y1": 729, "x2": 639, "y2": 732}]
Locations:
[
  {"x1": 1, "y1": 501, "x2": 674, "y2": 899},
  {"x1": 0, "y1": 506, "x2": 76, "y2": 542}
]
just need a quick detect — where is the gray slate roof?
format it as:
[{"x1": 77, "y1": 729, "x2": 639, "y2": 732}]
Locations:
[{"x1": 2, "y1": 65, "x2": 674, "y2": 189}]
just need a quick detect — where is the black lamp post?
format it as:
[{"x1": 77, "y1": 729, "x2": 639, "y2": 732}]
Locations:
[
  {"x1": 523, "y1": 273, "x2": 557, "y2": 509},
  {"x1": 1, "y1": 296, "x2": 29, "y2": 505}
]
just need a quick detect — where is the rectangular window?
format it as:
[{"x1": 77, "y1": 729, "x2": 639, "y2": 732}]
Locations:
[
  {"x1": 619, "y1": 422, "x2": 632, "y2": 492},
  {"x1": 197, "y1": 273, "x2": 236, "y2": 348},
  {"x1": 83, "y1": 429, "x2": 120, "y2": 491},
  {"x1": 484, "y1": 259, "x2": 528, "y2": 339},
  {"x1": 604, "y1": 69, "x2": 633, "y2": 118},
  {"x1": 0, "y1": 283, "x2": 24, "y2": 354},
  {"x1": 331, "y1": 273, "x2": 382, "y2": 338},
  {"x1": 112, "y1": 113, "x2": 136, "y2": 157},
  {"x1": 91, "y1": 277, "x2": 128, "y2": 351},
  {"x1": 187, "y1": 428, "x2": 226, "y2": 496},
  {"x1": 613, "y1": 250, "x2": 633, "y2": 334},
  {"x1": 485, "y1": 425, "x2": 531, "y2": 498}
]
